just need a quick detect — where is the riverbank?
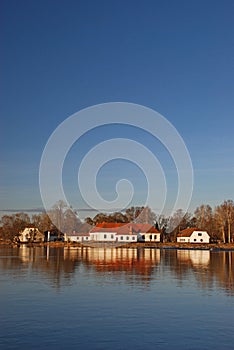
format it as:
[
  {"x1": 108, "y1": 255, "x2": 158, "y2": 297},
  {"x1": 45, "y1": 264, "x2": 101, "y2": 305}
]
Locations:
[
  {"x1": 119, "y1": 242, "x2": 234, "y2": 251},
  {"x1": 80, "y1": 241, "x2": 234, "y2": 251},
  {"x1": 1, "y1": 240, "x2": 234, "y2": 251}
]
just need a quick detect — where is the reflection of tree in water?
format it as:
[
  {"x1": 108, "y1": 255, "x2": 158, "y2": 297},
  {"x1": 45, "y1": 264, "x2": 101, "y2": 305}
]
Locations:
[
  {"x1": 0, "y1": 246, "x2": 81, "y2": 289},
  {"x1": 0, "y1": 246, "x2": 233, "y2": 294},
  {"x1": 34, "y1": 247, "x2": 81, "y2": 289},
  {"x1": 162, "y1": 249, "x2": 234, "y2": 295},
  {"x1": 208, "y1": 252, "x2": 233, "y2": 295}
]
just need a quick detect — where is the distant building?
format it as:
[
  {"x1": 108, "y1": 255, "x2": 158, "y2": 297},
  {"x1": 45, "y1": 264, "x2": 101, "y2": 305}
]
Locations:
[
  {"x1": 89, "y1": 223, "x2": 133, "y2": 242},
  {"x1": 63, "y1": 222, "x2": 161, "y2": 243},
  {"x1": 66, "y1": 232, "x2": 91, "y2": 243},
  {"x1": 177, "y1": 228, "x2": 210, "y2": 243},
  {"x1": 17, "y1": 227, "x2": 44, "y2": 243},
  {"x1": 44, "y1": 230, "x2": 64, "y2": 242},
  {"x1": 133, "y1": 224, "x2": 160, "y2": 242},
  {"x1": 83, "y1": 222, "x2": 160, "y2": 243}
]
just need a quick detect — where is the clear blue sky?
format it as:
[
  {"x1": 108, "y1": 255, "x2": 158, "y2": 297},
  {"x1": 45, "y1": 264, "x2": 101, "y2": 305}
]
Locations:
[{"x1": 1, "y1": 0, "x2": 233, "y2": 216}]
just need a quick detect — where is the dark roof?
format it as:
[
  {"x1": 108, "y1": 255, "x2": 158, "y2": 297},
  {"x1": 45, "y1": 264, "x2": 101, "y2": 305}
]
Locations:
[{"x1": 177, "y1": 228, "x2": 205, "y2": 237}]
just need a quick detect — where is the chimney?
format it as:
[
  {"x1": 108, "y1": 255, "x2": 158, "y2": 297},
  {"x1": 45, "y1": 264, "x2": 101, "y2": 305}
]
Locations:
[{"x1": 129, "y1": 225, "x2": 132, "y2": 235}]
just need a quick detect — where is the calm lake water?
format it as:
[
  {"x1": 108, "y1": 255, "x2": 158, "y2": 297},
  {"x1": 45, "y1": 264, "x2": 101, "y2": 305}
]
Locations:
[{"x1": 0, "y1": 246, "x2": 233, "y2": 350}]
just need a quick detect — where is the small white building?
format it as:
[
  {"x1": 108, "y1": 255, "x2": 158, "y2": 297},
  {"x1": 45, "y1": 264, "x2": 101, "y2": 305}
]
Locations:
[
  {"x1": 17, "y1": 227, "x2": 44, "y2": 243},
  {"x1": 177, "y1": 228, "x2": 210, "y2": 243},
  {"x1": 116, "y1": 224, "x2": 138, "y2": 242},
  {"x1": 132, "y1": 224, "x2": 161, "y2": 242}
]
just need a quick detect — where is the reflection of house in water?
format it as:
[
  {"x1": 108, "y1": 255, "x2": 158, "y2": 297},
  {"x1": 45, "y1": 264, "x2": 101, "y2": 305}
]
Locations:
[
  {"x1": 64, "y1": 247, "x2": 161, "y2": 284},
  {"x1": 0, "y1": 246, "x2": 233, "y2": 294},
  {"x1": 177, "y1": 250, "x2": 210, "y2": 266},
  {"x1": 18, "y1": 244, "x2": 38, "y2": 262},
  {"x1": 15, "y1": 246, "x2": 79, "y2": 289}
]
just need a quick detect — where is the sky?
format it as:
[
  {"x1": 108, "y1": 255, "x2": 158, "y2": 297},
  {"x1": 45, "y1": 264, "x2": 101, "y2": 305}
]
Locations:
[{"x1": 1, "y1": 0, "x2": 234, "y2": 218}]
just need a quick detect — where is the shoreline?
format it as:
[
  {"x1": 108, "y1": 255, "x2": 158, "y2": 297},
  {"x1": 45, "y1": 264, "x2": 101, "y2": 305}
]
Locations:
[{"x1": 1, "y1": 240, "x2": 234, "y2": 251}]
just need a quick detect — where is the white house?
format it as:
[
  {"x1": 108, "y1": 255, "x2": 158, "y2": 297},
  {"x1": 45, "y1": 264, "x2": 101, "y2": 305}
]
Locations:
[
  {"x1": 66, "y1": 232, "x2": 91, "y2": 243},
  {"x1": 177, "y1": 228, "x2": 210, "y2": 243},
  {"x1": 89, "y1": 223, "x2": 124, "y2": 242},
  {"x1": 17, "y1": 227, "x2": 44, "y2": 243},
  {"x1": 127, "y1": 223, "x2": 160, "y2": 242},
  {"x1": 89, "y1": 223, "x2": 160, "y2": 243}
]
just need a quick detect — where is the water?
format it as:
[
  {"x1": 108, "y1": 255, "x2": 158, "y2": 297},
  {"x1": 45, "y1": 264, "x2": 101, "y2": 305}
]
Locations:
[{"x1": 0, "y1": 246, "x2": 233, "y2": 349}]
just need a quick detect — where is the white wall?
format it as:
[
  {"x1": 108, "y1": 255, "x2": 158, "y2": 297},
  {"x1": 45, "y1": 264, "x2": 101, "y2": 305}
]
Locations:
[
  {"x1": 138, "y1": 233, "x2": 160, "y2": 242},
  {"x1": 145, "y1": 233, "x2": 160, "y2": 242},
  {"x1": 89, "y1": 232, "x2": 117, "y2": 241},
  {"x1": 190, "y1": 231, "x2": 210, "y2": 243},
  {"x1": 117, "y1": 235, "x2": 137, "y2": 242},
  {"x1": 177, "y1": 237, "x2": 190, "y2": 243},
  {"x1": 67, "y1": 235, "x2": 90, "y2": 242}
]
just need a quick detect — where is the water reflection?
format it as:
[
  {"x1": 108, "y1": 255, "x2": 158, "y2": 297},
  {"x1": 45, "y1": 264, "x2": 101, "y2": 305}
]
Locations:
[
  {"x1": 177, "y1": 249, "x2": 210, "y2": 266},
  {"x1": 0, "y1": 246, "x2": 233, "y2": 294}
]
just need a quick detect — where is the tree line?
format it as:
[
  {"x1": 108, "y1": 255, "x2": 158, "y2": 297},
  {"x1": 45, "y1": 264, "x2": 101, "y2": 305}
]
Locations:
[{"x1": 0, "y1": 199, "x2": 233, "y2": 243}]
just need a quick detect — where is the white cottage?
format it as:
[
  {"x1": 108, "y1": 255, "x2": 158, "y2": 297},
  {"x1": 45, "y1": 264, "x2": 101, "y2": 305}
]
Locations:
[
  {"x1": 133, "y1": 224, "x2": 161, "y2": 242},
  {"x1": 177, "y1": 228, "x2": 210, "y2": 243},
  {"x1": 17, "y1": 227, "x2": 44, "y2": 243}
]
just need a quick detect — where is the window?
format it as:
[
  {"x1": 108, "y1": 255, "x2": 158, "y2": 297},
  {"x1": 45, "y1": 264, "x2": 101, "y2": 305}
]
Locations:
[
  {"x1": 154, "y1": 235, "x2": 157, "y2": 240},
  {"x1": 126, "y1": 236, "x2": 129, "y2": 240},
  {"x1": 104, "y1": 234, "x2": 107, "y2": 239},
  {"x1": 194, "y1": 239, "x2": 197, "y2": 242},
  {"x1": 198, "y1": 233, "x2": 202, "y2": 236},
  {"x1": 200, "y1": 239, "x2": 203, "y2": 242},
  {"x1": 149, "y1": 235, "x2": 152, "y2": 240},
  {"x1": 132, "y1": 236, "x2": 135, "y2": 240},
  {"x1": 111, "y1": 234, "x2": 114, "y2": 239},
  {"x1": 120, "y1": 236, "x2": 123, "y2": 240},
  {"x1": 142, "y1": 235, "x2": 145, "y2": 240},
  {"x1": 85, "y1": 237, "x2": 88, "y2": 240},
  {"x1": 180, "y1": 238, "x2": 185, "y2": 242}
]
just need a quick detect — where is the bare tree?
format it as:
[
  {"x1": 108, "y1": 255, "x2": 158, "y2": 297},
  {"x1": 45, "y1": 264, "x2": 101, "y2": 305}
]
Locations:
[
  {"x1": 194, "y1": 204, "x2": 213, "y2": 229},
  {"x1": 0, "y1": 213, "x2": 31, "y2": 241},
  {"x1": 214, "y1": 205, "x2": 227, "y2": 243},
  {"x1": 221, "y1": 200, "x2": 234, "y2": 243},
  {"x1": 156, "y1": 215, "x2": 169, "y2": 242},
  {"x1": 63, "y1": 208, "x2": 81, "y2": 234},
  {"x1": 125, "y1": 206, "x2": 156, "y2": 224},
  {"x1": 167, "y1": 209, "x2": 192, "y2": 241},
  {"x1": 32, "y1": 213, "x2": 55, "y2": 233}
]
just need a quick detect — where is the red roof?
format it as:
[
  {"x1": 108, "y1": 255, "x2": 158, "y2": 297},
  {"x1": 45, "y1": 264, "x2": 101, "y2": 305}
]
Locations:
[
  {"x1": 90, "y1": 227, "x2": 120, "y2": 233},
  {"x1": 90, "y1": 222, "x2": 160, "y2": 235},
  {"x1": 177, "y1": 228, "x2": 203, "y2": 237},
  {"x1": 95, "y1": 222, "x2": 126, "y2": 228}
]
